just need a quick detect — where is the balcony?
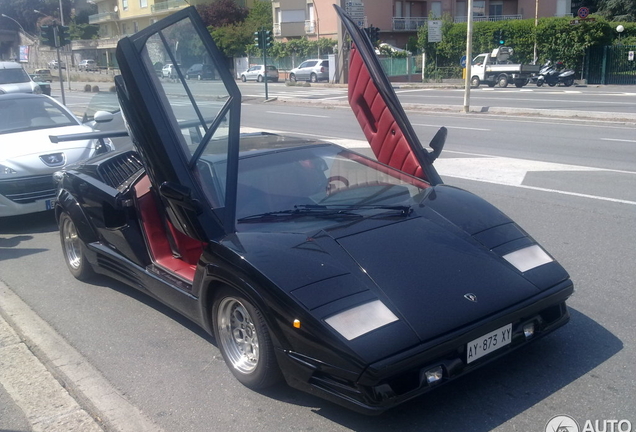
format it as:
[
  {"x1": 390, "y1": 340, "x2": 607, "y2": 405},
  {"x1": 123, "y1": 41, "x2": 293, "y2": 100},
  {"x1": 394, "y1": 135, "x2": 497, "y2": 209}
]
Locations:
[
  {"x1": 151, "y1": 0, "x2": 188, "y2": 14},
  {"x1": 88, "y1": 12, "x2": 118, "y2": 24},
  {"x1": 454, "y1": 14, "x2": 522, "y2": 23},
  {"x1": 392, "y1": 17, "x2": 428, "y2": 31}
]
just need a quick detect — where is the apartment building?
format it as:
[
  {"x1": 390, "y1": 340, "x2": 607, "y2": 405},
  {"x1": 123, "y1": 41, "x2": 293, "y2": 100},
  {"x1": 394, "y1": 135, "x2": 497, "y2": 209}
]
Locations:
[
  {"x1": 274, "y1": 0, "x2": 572, "y2": 50},
  {"x1": 75, "y1": 0, "x2": 258, "y2": 67}
]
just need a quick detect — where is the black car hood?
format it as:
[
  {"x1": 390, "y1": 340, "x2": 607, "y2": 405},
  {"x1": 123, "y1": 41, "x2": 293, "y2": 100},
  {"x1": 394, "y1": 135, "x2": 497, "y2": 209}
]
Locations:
[{"x1": 227, "y1": 185, "x2": 570, "y2": 362}]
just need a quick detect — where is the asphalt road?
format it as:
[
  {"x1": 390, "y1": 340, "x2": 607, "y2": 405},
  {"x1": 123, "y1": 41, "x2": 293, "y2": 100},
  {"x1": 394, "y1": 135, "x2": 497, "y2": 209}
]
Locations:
[{"x1": 1, "y1": 87, "x2": 635, "y2": 431}]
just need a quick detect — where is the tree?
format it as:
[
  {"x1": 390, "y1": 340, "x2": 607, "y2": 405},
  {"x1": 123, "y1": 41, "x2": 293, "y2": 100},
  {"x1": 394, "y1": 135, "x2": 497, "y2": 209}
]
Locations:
[
  {"x1": 207, "y1": 0, "x2": 273, "y2": 58},
  {"x1": 0, "y1": 0, "x2": 73, "y2": 33},
  {"x1": 196, "y1": 0, "x2": 249, "y2": 28},
  {"x1": 597, "y1": 0, "x2": 636, "y2": 21}
]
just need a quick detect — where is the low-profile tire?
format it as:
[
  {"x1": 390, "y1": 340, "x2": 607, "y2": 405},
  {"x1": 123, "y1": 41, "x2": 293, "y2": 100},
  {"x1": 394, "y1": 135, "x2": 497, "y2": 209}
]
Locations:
[
  {"x1": 241, "y1": 75, "x2": 247, "y2": 82},
  {"x1": 310, "y1": 73, "x2": 318, "y2": 83},
  {"x1": 257, "y1": 75, "x2": 263, "y2": 83},
  {"x1": 536, "y1": 79, "x2": 544, "y2": 87},
  {"x1": 497, "y1": 74, "x2": 509, "y2": 88},
  {"x1": 470, "y1": 76, "x2": 480, "y2": 88},
  {"x1": 59, "y1": 212, "x2": 94, "y2": 281},
  {"x1": 289, "y1": 73, "x2": 296, "y2": 82},
  {"x1": 213, "y1": 287, "x2": 282, "y2": 389}
]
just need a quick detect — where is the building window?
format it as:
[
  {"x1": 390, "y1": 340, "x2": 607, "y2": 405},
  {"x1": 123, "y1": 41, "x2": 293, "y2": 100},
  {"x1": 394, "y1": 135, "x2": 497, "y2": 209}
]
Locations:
[
  {"x1": 140, "y1": 0, "x2": 147, "y2": 8},
  {"x1": 122, "y1": 0, "x2": 128, "y2": 11},
  {"x1": 473, "y1": 0, "x2": 486, "y2": 16},
  {"x1": 431, "y1": 1, "x2": 442, "y2": 18},
  {"x1": 133, "y1": 21, "x2": 138, "y2": 33},
  {"x1": 395, "y1": 1, "x2": 403, "y2": 17},
  {"x1": 489, "y1": 1, "x2": 503, "y2": 16},
  {"x1": 456, "y1": 1, "x2": 466, "y2": 17}
]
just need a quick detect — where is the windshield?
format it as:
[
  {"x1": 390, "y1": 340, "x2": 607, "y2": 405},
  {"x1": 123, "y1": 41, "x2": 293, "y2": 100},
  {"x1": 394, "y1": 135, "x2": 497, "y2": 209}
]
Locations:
[
  {"x1": 0, "y1": 67, "x2": 30, "y2": 84},
  {"x1": 215, "y1": 145, "x2": 429, "y2": 225},
  {"x1": 0, "y1": 96, "x2": 78, "y2": 134}
]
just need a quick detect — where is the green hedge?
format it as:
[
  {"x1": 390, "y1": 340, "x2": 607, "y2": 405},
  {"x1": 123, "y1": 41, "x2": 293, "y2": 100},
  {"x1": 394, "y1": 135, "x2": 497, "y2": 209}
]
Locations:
[{"x1": 417, "y1": 15, "x2": 635, "y2": 70}]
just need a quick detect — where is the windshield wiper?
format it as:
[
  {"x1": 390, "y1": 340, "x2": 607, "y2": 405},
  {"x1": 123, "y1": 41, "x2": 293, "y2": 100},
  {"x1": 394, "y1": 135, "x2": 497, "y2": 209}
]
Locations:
[
  {"x1": 237, "y1": 206, "x2": 364, "y2": 223},
  {"x1": 299, "y1": 204, "x2": 412, "y2": 216}
]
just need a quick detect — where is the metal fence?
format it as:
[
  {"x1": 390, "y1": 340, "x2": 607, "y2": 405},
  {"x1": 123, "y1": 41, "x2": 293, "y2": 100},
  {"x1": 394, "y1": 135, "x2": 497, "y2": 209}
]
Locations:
[{"x1": 586, "y1": 45, "x2": 636, "y2": 85}]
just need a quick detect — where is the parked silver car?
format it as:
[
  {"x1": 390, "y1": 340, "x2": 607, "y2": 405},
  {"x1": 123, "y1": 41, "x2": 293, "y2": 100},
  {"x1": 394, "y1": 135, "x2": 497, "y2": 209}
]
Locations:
[
  {"x1": 289, "y1": 59, "x2": 329, "y2": 83},
  {"x1": 240, "y1": 65, "x2": 279, "y2": 82},
  {"x1": 0, "y1": 93, "x2": 113, "y2": 216},
  {"x1": 0, "y1": 62, "x2": 42, "y2": 95},
  {"x1": 78, "y1": 59, "x2": 98, "y2": 71}
]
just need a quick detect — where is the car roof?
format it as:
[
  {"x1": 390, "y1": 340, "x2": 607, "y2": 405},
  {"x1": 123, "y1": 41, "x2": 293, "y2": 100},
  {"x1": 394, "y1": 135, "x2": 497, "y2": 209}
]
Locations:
[
  {"x1": 0, "y1": 62, "x2": 24, "y2": 69},
  {"x1": 0, "y1": 93, "x2": 48, "y2": 101}
]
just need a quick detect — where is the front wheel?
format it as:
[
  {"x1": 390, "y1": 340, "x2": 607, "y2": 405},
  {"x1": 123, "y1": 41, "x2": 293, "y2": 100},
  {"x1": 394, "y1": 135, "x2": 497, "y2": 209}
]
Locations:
[
  {"x1": 470, "y1": 76, "x2": 480, "y2": 88},
  {"x1": 310, "y1": 73, "x2": 318, "y2": 83},
  {"x1": 213, "y1": 288, "x2": 282, "y2": 389},
  {"x1": 257, "y1": 75, "x2": 263, "y2": 83},
  {"x1": 59, "y1": 212, "x2": 94, "y2": 281},
  {"x1": 241, "y1": 75, "x2": 246, "y2": 82},
  {"x1": 289, "y1": 73, "x2": 297, "y2": 82}
]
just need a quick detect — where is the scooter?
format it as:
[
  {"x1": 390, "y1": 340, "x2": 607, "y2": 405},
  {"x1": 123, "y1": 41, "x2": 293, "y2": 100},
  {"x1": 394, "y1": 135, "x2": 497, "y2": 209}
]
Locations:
[{"x1": 535, "y1": 61, "x2": 576, "y2": 87}]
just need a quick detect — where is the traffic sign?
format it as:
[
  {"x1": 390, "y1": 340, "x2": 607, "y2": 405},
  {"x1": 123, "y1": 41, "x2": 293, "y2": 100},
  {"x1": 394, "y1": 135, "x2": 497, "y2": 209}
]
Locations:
[
  {"x1": 578, "y1": 7, "x2": 590, "y2": 19},
  {"x1": 460, "y1": 55, "x2": 467, "y2": 68},
  {"x1": 428, "y1": 20, "x2": 442, "y2": 43}
]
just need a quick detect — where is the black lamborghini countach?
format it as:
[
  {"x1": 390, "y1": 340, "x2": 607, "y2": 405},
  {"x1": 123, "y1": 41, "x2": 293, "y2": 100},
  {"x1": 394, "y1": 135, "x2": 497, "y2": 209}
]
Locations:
[{"x1": 52, "y1": 6, "x2": 573, "y2": 414}]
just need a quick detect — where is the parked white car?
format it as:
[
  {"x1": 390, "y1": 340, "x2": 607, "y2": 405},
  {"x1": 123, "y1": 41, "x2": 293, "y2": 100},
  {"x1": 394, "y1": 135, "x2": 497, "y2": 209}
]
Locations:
[
  {"x1": 78, "y1": 59, "x2": 98, "y2": 71},
  {"x1": 0, "y1": 93, "x2": 113, "y2": 216}
]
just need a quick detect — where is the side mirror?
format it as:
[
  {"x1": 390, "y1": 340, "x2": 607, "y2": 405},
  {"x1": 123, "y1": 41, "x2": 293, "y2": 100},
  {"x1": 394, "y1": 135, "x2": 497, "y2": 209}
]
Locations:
[
  {"x1": 93, "y1": 110, "x2": 114, "y2": 123},
  {"x1": 427, "y1": 127, "x2": 447, "y2": 163}
]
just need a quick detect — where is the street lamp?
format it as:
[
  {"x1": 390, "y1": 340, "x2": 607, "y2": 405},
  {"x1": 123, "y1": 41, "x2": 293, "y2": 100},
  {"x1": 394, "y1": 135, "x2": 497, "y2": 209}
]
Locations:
[
  {"x1": 1, "y1": 14, "x2": 27, "y2": 33},
  {"x1": 616, "y1": 24, "x2": 625, "y2": 43}
]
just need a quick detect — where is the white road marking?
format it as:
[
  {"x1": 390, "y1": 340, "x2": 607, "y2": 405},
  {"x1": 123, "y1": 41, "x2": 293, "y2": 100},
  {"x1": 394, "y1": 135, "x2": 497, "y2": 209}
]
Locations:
[
  {"x1": 265, "y1": 111, "x2": 330, "y2": 118},
  {"x1": 412, "y1": 123, "x2": 490, "y2": 131},
  {"x1": 601, "y1": 138, "x2": 636, "y2": 143}
]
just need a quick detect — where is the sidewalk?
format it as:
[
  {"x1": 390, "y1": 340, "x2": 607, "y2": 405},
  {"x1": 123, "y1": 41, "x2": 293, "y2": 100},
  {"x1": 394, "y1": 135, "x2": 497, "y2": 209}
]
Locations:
[
  {"x1": 0, "y1": 287, "x2": 103, "y2": 432},
  {"x1": 0, "y1": 281, "x2": 162, "y2": 432}
]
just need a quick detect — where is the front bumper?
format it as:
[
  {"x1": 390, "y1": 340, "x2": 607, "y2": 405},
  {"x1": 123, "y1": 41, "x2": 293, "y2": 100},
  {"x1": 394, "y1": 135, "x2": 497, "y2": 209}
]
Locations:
[
  {"x1": 0, "y1": 175, "x2": 57, "y2": 217},
  {"x1": 281, "y1": 280, "x2": 573, "y2": 415}
]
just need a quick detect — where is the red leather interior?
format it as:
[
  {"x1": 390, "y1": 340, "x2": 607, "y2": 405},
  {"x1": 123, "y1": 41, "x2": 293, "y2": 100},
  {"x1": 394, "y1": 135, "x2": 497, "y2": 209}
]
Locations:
[
  {"x1": 348, "y1": 45, "x2": 425, "y2": 180},
  {"x1": 134, "y1": 175, "x2": 204, "y2": 282}
]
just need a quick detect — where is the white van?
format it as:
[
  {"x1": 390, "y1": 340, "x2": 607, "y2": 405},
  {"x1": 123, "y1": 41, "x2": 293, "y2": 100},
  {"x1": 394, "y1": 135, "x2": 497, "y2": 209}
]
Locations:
[{"x1": 0, "y1": 62, "x2": 42, "y2": 95}]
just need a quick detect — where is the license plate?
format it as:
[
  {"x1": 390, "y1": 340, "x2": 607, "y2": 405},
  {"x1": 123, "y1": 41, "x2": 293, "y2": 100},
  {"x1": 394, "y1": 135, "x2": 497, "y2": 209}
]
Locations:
[
  {"x1": 466, "y1": 323, "x2": 512, "y2": 364},
  {"x1": 45, "y1": 199, "x2": 55, "y2": 210}
]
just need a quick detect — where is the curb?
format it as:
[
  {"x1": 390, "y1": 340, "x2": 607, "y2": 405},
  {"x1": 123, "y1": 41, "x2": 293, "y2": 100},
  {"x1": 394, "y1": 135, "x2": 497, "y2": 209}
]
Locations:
[{"x1": 0, "y1": 281, "x2": 164, "y2": 432}]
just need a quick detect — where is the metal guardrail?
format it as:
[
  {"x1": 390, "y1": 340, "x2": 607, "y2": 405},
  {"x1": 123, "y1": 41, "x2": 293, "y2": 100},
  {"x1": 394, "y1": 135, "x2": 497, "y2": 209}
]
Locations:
[
  {"x1": 393, "y1": 17, "x2": 428, "y2": 31},
  {"x1": 151, "y1": 0, "x2": 188, "y2": 14},
  {"x1": 454, "y1": 14, "x2": 522, "y2": 23},
  {"x1": 88, "y1": 12, "x2": 118, "y2": 24}
]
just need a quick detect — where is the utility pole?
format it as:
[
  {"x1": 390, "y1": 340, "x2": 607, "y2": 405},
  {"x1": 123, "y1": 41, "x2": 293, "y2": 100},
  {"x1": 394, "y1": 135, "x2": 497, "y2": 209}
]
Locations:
[{"x1": 463, "y1": 0, "x2": 473, "y2": 113}]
